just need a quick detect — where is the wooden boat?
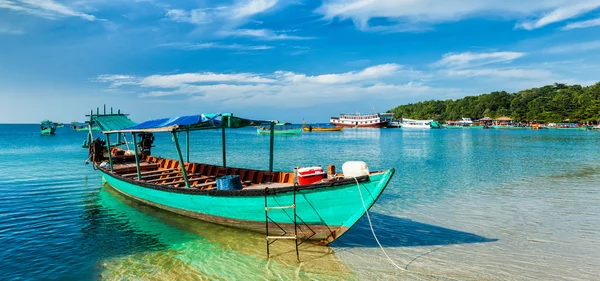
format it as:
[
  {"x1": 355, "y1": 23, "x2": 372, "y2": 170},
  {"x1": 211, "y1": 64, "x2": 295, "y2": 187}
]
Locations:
[
  {"x1": 257, "y1": 122, "x2": 302, "y2": 135},
  {"x1": 86, "y1": 112, "x2": 395, "y2": 245},
  {"x1": 40, "y1": 120, "x2": 56, "y2": 135},
  {"x1": 302, "y1": 123, "x2": 343, "y2": 132}
]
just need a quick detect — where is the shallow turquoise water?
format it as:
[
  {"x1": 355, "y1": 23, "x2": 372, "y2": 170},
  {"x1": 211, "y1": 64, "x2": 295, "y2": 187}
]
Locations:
[{"x1": 1, "y1": 125, "x2": 599, "y2": 280}]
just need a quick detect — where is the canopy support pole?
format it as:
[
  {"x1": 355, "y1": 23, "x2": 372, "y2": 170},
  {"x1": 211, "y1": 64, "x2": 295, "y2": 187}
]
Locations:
[
  {"x1": 269, "y1": 122, "x2": 274, "y2": 173},
  {"x1": 106, "y1": 133, "x2": 114, "y2": 173},
  {"x1": 222, "y1": 128, "x2": 227, "y2": 168},
  {"x1": 172, "y1": 132, "x2": 190, "y2": 188},
  {"x1": 131, "y1": 133, "x2": 141, "y2": 180},
  {"x1": 186, "y1": 130, "x2": 190, "y2": 163}
]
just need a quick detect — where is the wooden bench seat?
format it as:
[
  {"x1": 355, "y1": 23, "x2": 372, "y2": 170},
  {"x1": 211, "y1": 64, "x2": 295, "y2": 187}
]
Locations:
[
  {"x1": 166, "y1": 176, "x2": 214, "y2": 187},
  {"x1": 145, "y1": 173, "x2": 201, "y2": 183},
  {"x1": 122, "y1": 168, "x2": 177, "y2": 178},
  {"x1": 134, "y1": 171, "x2": 187, "y2": 180},
  {"x1": 113, "y1": 163, "x2": 160, "y2": 174}
]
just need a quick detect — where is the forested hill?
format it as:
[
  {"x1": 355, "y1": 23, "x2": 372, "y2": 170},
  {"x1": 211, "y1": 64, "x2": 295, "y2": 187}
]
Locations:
[{"x1": 389, "y1": 82, "x2": 600, "y2": 122}]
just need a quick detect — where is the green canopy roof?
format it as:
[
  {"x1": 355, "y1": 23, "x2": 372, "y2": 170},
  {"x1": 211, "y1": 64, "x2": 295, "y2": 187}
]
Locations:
[{"x1": 90, "y1": 114, "x2": 137, "y2": 132}]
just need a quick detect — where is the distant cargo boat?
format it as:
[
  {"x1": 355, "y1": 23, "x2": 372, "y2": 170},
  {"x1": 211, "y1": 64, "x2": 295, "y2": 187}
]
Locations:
[
  {"x1": 330, "y1": 113, "x2": 390, "y2": 128},
  {"x1": 257, "y1": 122, "x2": 302, "y2": 135},
  {"x1": 402, "y1": 118, "x2": 442, "y2": 129},
  {"x1": 40, "y1": 120, "x2": 57, "y2": 135}
]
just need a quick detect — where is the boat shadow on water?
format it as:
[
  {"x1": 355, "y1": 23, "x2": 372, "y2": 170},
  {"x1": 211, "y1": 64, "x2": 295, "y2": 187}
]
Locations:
[{"x1": 332, "y1": 212, "x2": 498, "y2": 248}]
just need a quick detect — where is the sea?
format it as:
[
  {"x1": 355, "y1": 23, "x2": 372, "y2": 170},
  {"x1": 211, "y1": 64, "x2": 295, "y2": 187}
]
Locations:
[{"x1": 1, "y1": 124, "x2": 599, "y2": 281}]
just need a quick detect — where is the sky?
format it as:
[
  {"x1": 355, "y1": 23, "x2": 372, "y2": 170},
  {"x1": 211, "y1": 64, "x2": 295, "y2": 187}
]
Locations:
[{"x1": 1, "y1": 0, "x2": 600, "y2": 123}]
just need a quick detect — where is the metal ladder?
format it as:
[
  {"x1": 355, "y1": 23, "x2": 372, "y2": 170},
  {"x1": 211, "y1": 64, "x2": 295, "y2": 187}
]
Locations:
[{"x1": 264, "y1": 184, "x2": 315, "y2": 262}]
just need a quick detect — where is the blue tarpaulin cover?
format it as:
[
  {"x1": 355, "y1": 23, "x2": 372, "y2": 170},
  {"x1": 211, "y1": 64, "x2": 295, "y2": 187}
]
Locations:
[
  {"x1": 126, "y1": 114, "x2": 219, "y2": 130},
  {"x1": 107, "y1": 113, "x2": 272, "y2": 133}
]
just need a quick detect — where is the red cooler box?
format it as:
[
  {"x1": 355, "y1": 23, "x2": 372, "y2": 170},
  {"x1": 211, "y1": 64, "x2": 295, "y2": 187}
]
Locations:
[{"x1": 297, "y1": 166, "x2": 325, "y2": 185}]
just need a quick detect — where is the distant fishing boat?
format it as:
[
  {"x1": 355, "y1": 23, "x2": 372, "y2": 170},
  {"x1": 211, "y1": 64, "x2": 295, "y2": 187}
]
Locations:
[
  {"x1": 302, "y1": 123, "x2": 343, "y2": 132},
  {"x1": 71, "y1": 121, "x2": 100, "y2": 131},
  {"x1": 492, "y1": 125, "x2": 531, "y2": 130},
  {"x1": 546, "y1": 123, "x2": 592, "y2": 130},
  {"x1": 330, "y1": 113, "x2": 390, "y2": 128},
  {"x1": 257, "y1": 122, "x2": 302, "y2": 135},
  {"x1": 85, "y1": 111, "x2": 395, "y2": 245},
  {"x1": 445, "y1": 118, "x2": 485, "y2": 129},
  {"x1": 386, "y1": 120, "x2": 402, "y2": 128},
  {"x1": 56, "y1": 123, "x2": 64, "y2": 128},
  {"x1": 40, "y1": 120, "x2": 56, "y2": 135},
  {"x1": 401, "y1": 118, "x2": 442, "y2": 129}
]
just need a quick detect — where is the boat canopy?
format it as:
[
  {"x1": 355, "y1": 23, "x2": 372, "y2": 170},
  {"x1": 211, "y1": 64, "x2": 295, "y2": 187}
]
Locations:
[
  {"x1": 104, "y1": 113, "x2": 272, "y2": 133},
  {"x1": 91, "y1": 114, "x2": 137, "y2": 132}
]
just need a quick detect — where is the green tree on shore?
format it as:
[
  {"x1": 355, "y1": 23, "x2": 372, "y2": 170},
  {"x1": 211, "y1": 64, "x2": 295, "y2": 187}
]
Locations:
[{"x1": 389, "y1": 82, "x2": 600, "y2": 123}]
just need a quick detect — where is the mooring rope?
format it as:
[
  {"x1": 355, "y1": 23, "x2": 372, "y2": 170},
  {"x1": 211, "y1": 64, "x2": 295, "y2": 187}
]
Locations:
[
  {"x1": 353, "y1": 177, "x2": 461, "y2": 281},
  {"x1": 353, "y1": 177, "x2": 408, "y2": 272}
]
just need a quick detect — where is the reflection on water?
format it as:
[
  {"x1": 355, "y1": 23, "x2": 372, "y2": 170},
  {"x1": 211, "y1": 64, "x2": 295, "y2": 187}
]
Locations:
[
  {"x1": 94, "y1": 186, "x2": 355, "y2": 281},
  {"x1": 2, "y1": 126, "x2": 600, "y2": 280}
]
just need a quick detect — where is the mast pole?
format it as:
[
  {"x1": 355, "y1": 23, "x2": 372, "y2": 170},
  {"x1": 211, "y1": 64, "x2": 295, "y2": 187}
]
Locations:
[
  {"x1": 172, "y1": 131, "x2": 191, "y2": 188},
  {"x1": 268, "y1": 122, "x2": 275, "y2": 173},
  {"x1": 131, "y1": 133, "x2": 142, "y2": 180},
  {"x1": 186, "y1": 130, "x2": 190, "y2": 163},
  {"x1": 222, "y1": 128, "x2": 227, "y2": 168},
  {"x1": 106, "y1": 133, "x2": 114, "y2": 172}
]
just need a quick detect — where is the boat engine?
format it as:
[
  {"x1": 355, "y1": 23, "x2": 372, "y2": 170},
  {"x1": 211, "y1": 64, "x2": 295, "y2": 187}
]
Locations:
[{"x1": 88, "y1": 138, "x2": 106, "y2": 163}]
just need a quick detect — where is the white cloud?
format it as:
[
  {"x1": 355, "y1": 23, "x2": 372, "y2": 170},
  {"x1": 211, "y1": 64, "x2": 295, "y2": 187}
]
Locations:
[
  {"x1": 434, "y1": 51, "x2": 525, "y2": 68},
  {"x1": 517, "y1": 2, "x2": 600, "y2": 30},
  {"x1": 230, "y1": 0, "x2": 278, "y2": 19},
  {"x1": 158, "y1": 42, "x2": 274, "y2": 51},
  {"x1": 140, "y1": 73, "x2": 277, "y2": 88},
  {"x1": 279, "y1": 64, "x2": 405, "y2": 84},
  {"x1": 165, "y1": 0, "x2": 277, "y2": 26},
  {"x1": 93, "y1": 74, "x2": 139, "y2": 88},
  {"x1": 445, "y1": 68, "x2": 554, "y2": 79},
  {"x1": 220, "y1": 29, "x2": 314, "y2": 40},
  {"x1": 317, "y1": 0, "x2": 600, "y2": 32},
  {"x1": 93, "y1": 64, "x2": 440, "y2": 107},
  {"x1": 0, "y1": 0, "x2": 97, "y2": 21},
  {"x1": 543, "y1": 40, "x2": 600, "y2": 54},
  {"x1": 562, "y1": 17, "x2": 600, "y2": 30}
]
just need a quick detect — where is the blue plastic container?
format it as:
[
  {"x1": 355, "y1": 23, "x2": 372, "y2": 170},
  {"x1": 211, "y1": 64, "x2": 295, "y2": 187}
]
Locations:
[{"x1": 216, "y1": 175, "x2": 243, "y2": 191}]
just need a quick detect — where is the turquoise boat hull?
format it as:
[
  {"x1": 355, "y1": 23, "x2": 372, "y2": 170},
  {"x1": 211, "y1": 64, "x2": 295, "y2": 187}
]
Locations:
[
  {"x1": 257, "y1": 128, "x2": 302, "y2": 135},
  {"x1": 41, "y1": 127, "x2": 56, "y2": 135},
  {"x1": 100, "y1": 168, "x2": 395, "y2": 244}
]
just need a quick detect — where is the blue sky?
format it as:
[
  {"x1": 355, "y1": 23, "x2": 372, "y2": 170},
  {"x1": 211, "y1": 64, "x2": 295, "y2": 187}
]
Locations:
[{"x1": 2, "y1": 0, "x2": 600, "y2": 123}]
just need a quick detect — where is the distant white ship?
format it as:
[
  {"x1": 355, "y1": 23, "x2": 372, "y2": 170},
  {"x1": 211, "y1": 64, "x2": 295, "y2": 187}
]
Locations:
[
  {"x1": 401, "y1": 118, "x2": 441, "y2": 129},
  {"x1": 330, "y1": 112, "x2": 390, "y2": 128}
]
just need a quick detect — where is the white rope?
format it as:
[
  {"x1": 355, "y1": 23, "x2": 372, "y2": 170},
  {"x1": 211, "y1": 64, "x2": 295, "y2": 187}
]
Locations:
[
  {"x1": 353, "y1": 177, "x2": 408, "y2": 272},
  {"x1": 353, "y1": 177, "x2": 461, "y2": 281}
]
